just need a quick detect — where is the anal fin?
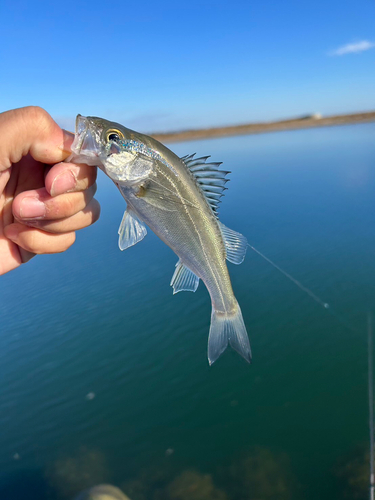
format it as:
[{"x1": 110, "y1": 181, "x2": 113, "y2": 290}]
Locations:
[
  {"x1": 170, "y1": 261, "x2": 199, "y2": 294},
  {"x1": 118, "y1": 209, "x2": 147, "y2": 250}
]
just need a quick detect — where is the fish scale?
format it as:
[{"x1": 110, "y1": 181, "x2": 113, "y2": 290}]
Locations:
[{"x1": 70, "y1": 115, "x2": 251, "y2": 365}]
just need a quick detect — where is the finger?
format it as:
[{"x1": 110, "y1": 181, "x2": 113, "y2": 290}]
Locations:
[
  {"x1": 0, "y1": 167, "x2": 11, "y2": 194},
  {"x1": 19, "y1": 198, "x2": 101, "y2": 234},
  {"x1": 0, "y1": 238, "x2": 22, "y2": 275},
  {"x1": 13, "y1": 184, "x2": 97, "y2": 221},
  {"x1": 4, "y1": 223, "x2": 76, "y2": 254},
  {"x1": 0, "y1": 107, "x2": 73, "y2": 172},
  {"x1": 45, "y1": 162, "x2": 97, "y2": 197}
]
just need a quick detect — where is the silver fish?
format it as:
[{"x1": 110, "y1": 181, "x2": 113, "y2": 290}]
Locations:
[{"x1": 70, "y1": 115, "x2": 251, "y2": 365}]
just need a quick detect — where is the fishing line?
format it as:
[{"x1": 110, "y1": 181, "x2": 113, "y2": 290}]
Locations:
[
  {"x1": 247, "y1": 243, "x2": 329, "y2": 309},
  {"x1": 247, "y1": 242, "x2": 360, "y2": 335}
]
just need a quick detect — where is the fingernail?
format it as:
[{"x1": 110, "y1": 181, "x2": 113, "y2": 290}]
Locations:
[
  {"x1": 51, "y1": 170, "x2": 76, "y2": 196},
  {"x1": 19, "y1": 197, "x2": 46, "y2": 219}
]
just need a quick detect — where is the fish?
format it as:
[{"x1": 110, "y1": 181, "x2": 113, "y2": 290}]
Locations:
[{"x1": 70, "y1": 115, "x2": 251, "y2": 365}]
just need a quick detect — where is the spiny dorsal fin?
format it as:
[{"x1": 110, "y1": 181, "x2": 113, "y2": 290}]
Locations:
[{"x1": 181, "y1": 153, "x2": 230, "y2": 217}]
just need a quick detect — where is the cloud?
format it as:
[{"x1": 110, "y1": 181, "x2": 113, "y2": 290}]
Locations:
[{"x1": 329, "y1": 40, "x2": 375, "y2": 56}]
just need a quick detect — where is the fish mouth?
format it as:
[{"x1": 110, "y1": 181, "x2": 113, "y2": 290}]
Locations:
[{"x1": 71, "y1": 115, "x2": 101, "y2": 160}]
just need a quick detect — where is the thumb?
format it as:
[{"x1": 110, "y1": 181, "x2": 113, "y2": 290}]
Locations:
[{"x1": 0, "y1": 106, "x2": 73, "y2": 172}]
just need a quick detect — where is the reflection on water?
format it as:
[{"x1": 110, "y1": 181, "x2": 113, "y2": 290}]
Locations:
[
  {"x1": 1, "y1": 124, "x2": 375, "y2": 499},
  {"x1": 3, "y1": 442, "x2": 366, "y2": 500},
  {"x1": 121, "y1": 447, "x2": 296, "y2": 500},
  {"x1": 166, "y1": 470, "x2": 227, "y2": 500},
  {"x1": 121, "y1": 461, "x2": 176, "y2": 500},
  {"x1": 223, "y1": 447, "x2": 297, "y2": 500},
  {"x1": 334, "y1": 445, "x2": 370, "y2": 500},
  {"x1": 45, "y1": 447, "x2": 111, "y2": 499}
]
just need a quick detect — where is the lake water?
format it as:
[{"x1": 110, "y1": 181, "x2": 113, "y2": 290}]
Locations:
[{"x1": 1, "y1": 123, "x2": 375, "y2": 500}]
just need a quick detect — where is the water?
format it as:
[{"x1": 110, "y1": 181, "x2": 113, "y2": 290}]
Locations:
[{"x1": 0, "y1": 123, "x2": 374, "y2": 499}]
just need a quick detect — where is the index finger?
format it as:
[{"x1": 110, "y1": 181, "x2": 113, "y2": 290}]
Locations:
[{"x1": 0, "y1": 106, "x2": 73, "y2": 172}]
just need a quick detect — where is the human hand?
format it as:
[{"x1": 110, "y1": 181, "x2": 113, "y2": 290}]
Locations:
[{"x1": 0, "y1": 106, "x2": 100, "y2": 275}]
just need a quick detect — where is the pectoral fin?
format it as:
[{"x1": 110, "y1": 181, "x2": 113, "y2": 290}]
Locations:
[
  {"x1": 118, "y1": 209, "x2": 147, "y2": 250},
  {"x1": 170, "y1": 261, "x2": 199, "y2": 294}
]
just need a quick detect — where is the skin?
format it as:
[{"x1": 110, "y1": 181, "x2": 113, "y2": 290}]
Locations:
[{"x1": 0, "y1": 107, "x2": 100, "y2": 275}]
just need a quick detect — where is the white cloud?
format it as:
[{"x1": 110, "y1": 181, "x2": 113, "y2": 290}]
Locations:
[{"x1": 329, "y1": 40, "x2": 375, "y2": 56}]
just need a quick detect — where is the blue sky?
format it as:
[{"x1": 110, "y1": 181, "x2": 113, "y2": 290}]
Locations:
[{"x1": 0, "y1": 0, "x2": 374, "y2": 132}]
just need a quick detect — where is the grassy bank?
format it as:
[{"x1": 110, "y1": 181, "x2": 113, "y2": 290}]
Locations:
[{"x1": 150, "y1": 111, "x2": 375, "y2": 143}]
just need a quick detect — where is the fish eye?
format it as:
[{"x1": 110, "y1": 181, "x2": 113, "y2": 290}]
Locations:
[
  {"x1": 106, "y1": 129, "x2": 124, "y2": 143},
  {"x1": 109, "y1": 133, "x2": 120, "y2": 141}
]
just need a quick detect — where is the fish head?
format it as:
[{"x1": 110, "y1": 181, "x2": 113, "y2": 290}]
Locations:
[{"x1": 71, "y1": 115, "x2": 154, "y2": 186}]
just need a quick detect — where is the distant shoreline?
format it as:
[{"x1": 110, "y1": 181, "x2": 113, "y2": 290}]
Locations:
[{"x1": 150, "y1": 111, "x2": 375, "y2": 143}]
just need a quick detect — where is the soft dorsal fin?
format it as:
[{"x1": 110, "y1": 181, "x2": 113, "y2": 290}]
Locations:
[
  {"x1": 181, "y1": 154, "x2": 230, "y2": 217},
  {"x1": 218, "y1": 221, "x2": 248, "y2": 264}
]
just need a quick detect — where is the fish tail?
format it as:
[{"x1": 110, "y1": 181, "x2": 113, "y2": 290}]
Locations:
[{"x1": 208, "y1": 301, "x2": 252, "y2": 365}]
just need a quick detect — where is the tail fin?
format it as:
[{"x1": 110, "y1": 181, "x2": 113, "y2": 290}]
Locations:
[{"x1": 208, "y1": 302, "x2": 252, "y2": 365}]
